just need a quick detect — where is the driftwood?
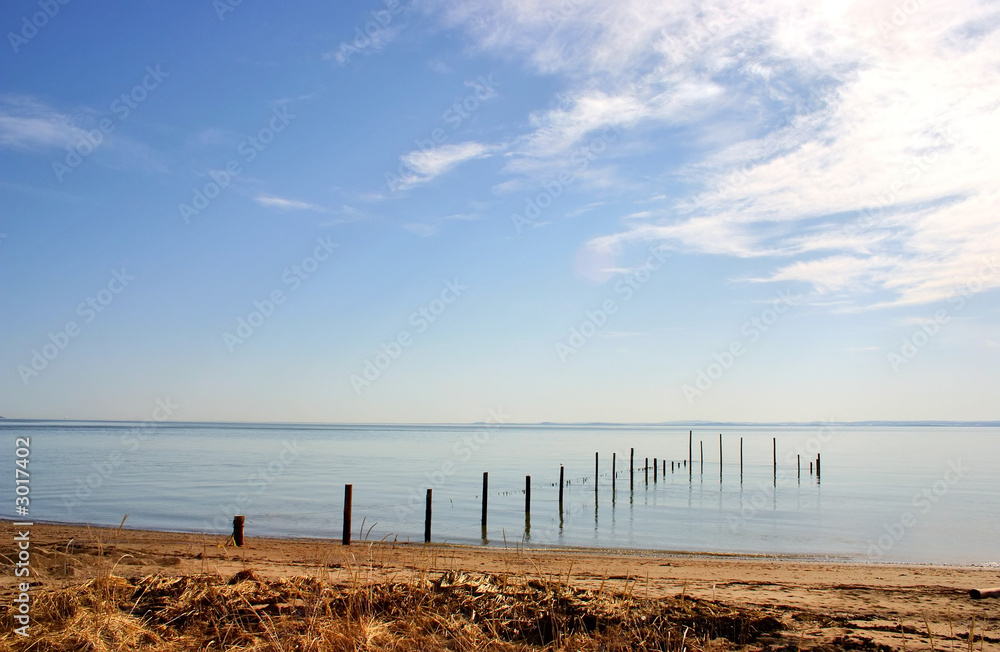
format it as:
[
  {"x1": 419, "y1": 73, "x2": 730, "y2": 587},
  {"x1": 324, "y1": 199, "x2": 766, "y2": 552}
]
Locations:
[{"x1": 969, "y1": 587, "x2": 1000, "y2": 599}]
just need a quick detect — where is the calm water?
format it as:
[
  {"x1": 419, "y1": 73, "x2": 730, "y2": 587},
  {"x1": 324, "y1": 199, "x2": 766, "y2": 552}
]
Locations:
[{"x1": 2, "y1": 421, "x2": 998, "y2": 565}]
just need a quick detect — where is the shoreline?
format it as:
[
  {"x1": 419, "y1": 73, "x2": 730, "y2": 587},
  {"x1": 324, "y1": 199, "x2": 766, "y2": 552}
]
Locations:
[
  {"x1": 2, "y1": 517, "x2": 993, "y2": 568},
  {"x1": 3, "y1": 519, "x2": 999, "y2": 649}
]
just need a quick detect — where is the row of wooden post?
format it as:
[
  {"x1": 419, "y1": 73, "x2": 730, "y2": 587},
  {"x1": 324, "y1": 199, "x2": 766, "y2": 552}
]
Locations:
[{"x1": 230, "y1": 434, "x2": 823, "y2": 547}]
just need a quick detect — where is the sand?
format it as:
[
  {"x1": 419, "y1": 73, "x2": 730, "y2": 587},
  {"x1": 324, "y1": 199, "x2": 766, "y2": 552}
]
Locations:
[{"x1": 3, "y1": 520, "x2": 998, "y2": 650}]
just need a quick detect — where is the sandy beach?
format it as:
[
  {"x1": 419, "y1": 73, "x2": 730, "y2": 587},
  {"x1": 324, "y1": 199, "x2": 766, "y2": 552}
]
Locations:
[{"x1": 2, "y1": 519, "x2": 998, "y2": 650}]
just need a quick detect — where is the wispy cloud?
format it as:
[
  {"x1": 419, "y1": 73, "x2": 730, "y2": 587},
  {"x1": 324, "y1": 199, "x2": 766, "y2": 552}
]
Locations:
[
  {"x1": 396, "y1": 141, "x2": 497, "y2": 190},
  {"x1": 403, "y1": 212, "x2": 482, "y2": 236},
  {"x1": 436, "y1": 0, "x2": 1000, "y2": 309},
  {"x1": 253, "y1": 195, "x2": 328, "y2": 212},
  {"x1": 0, "y1": 95, "x2": 94, "y2": 151}
]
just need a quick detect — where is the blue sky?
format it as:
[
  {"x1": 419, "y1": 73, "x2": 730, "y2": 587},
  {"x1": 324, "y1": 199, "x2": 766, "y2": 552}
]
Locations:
[{"x1": 1, "y1": 0, "x2": 998, "y2": 423}]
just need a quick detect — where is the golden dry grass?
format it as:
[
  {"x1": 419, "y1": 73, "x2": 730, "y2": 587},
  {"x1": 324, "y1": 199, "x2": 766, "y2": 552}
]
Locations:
[{"x1": 1, "y1": 566, "x2": 782, "y2": 651}]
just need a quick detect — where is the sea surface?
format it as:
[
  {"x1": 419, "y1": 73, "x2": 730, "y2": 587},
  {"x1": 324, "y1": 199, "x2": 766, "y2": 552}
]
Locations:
[{"x1": 3, "y1": 421, "x2": 998, "y2": 565}]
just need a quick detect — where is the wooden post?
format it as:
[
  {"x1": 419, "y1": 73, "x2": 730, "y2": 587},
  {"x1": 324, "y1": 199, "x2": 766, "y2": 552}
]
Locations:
[
  {"x1": 772, "y1": 438, "x2": 777, "y2": 474},
  {"x1": 630, "y1": 448, "x2": 634, "y2": 489},
  {"x1": 688, "y1": 431, "x2": 693, "y2": 473},
  {"x1": 816, "y1": 454, "x2": 821, "y2": 480},
  {"x1": 740, "y1": 437, "x2": 743, "y2": 481},
  {"x1": 645, "y1": 457, "x2": 649, "y2": 485},
  {"x1": 671, "y1": 460, "x2": 675, "y2": 472},
  {"x1": 699, "y1": 441, "x2": 703, "y2": 475},
  {"x1": 342, "y1": 484, "x2": 352, "y2": 546},
  {"x1": 797, "y1": 454, "x2": 801, "y2": 481},
  {"x1": 232, "y1": 515, "x2": 245, "y2": 547},
  {"x1": 662, "y1": 459, "x2": 665, "y2": 475},
  {"x1": 559, "y1": 465, "x2": 565, "y2": 510},
  {"x1": 810, "y1": 461, "x2": 813, "y2": 474},
  {"x1": 424, "y1": 489, "x2": 432, "y2": 543},
  {"x1": 653, "y1": 457, "x2": 657, "y2": 482},
  {"x1": 481, "y1": 472, "x2": 488, "y2": 528},
  {"x1": 612, "y1": 452, "x2": 616, "y2": 488},
  {"x1": 525, "y1": 475, "x2": 531, "y2": 515},
  {"x1": 970, "y1": 587, "x2": 1000, "y2": 599},
  {"x1": 595, "y1": 452, "x2": 599, "y2": 490},
  {"x1": 719, "y1": 433, "x2": 723, "y2": 480}
]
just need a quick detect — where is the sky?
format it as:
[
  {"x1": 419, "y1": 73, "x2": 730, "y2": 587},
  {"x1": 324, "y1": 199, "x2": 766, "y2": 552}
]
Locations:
[{"x1": 1, "y1": 0, "x2": 998, "y2": 424}]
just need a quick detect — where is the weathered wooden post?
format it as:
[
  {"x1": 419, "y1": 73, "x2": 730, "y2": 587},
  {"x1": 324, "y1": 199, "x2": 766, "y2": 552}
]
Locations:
[
  {"x1": 525, "y1": 475, "x2": 531, "y2": 515},
  {"x1": 630, "y1": 448, "x2": 634, "y2": 489},
  {"x1": 342, "y1": 484, "x2": 352, "y2": 546},
  {"x1": 816, "y1": 454, "x2": 821, "y2": 480},
  {"x1": 232, "y1": 515, "x2": 245, "y2": 547},
  {"x1": 700, "y1": 440, "x2": 704, "y2": 475},
  {"x1": 970, "y1": 587, "x2": 1000, "y2": 599},
  {"x1": 481, "y1": 472, "x2": 488, "y2": 528},
  {"x1": 612, "y1": 452, "x2": 616, "y2": 488},
  {"x1": 424, "y1": 489, "x2": 432, "y2": 543},
  {"x1": 740, "y1": 437, "x2": 743, "y2": 481},
  {"x1": 595, "y1": 452, "x2": 599, "y2": 491},
  {"x1": 688, "y1": 431, "x2": 693, "y2": 476},
  {"x1": 797, "y1": 454, "x2": 801, "y2": 481},
  {"x1": 645, "y1": 457, "x2": 649, "y2": 485},
  {"x1": 653, "y1": 457, "x2": 658, "y2": 482},
  {"x1": 559, "y1": 465, "x2": 565, "y2": 510},
  {"x1": 719, "y1": 433, "x2": 723, "y2": 481},
  {"x1": 772, "y1": 438, "x2": 777, "y2": 479}
]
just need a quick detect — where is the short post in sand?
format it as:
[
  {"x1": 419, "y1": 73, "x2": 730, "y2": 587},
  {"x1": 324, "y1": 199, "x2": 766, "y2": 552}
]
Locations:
[
  {"x1": 481, "y1": 472, "x2": 488, "y2": 528},
  {"x1": 424, "y1": 489, "x2": 432, "y2": 543},
  {"x1": 232, "y1": 515, "x2": 245, "y2": 547},
  {"x1": 970, "y1": 587, "x2": 1000, "y2": 599},
  {"x1": 342, "y1": 484, "x2": 352, "y2": 546}
]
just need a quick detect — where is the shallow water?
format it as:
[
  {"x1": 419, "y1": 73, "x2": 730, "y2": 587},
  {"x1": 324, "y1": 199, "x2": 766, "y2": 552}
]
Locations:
[{"x1": 3, "y1": 421, "x2": 997, "y2": 565}]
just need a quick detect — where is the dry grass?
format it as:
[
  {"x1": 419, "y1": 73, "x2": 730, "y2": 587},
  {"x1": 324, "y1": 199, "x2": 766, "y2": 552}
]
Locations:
[{"x1": 0, "y1": 565, "x2": 781, "y2": 651}]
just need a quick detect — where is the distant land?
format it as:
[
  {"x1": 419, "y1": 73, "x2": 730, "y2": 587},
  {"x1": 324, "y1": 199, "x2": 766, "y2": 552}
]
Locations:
[{"x1": 1, "y1": 418, "x2": 999, "y2": 428}]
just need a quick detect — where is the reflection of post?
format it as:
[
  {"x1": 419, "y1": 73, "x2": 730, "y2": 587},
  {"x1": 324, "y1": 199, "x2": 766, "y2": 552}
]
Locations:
[
  {"x1": 481, "y1": 472, "x2": 488, "y2": 528},
  {"x1": 232, "y1": 515, "x2": 245, "y2": 547},
  {"x1": 424, "y1": 489, "x2": 432, "y2": 544},
  {"x1": 342, "y1": 484, "x2": 352, "y2": 546}
]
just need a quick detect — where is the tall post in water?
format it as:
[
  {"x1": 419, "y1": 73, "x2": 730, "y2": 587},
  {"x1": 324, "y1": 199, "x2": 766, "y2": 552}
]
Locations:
[
  {"x1": 559, "y1": 465, "x2": 565, "y2": 511},
  {"x1": 424, "y1": 489, "x2": 432, "y2": 543},
  {"x1": 342, "y1": 484, "x2": 353, "y2": 546},
  {"x1": 816, "y1": 454, "x2": 821, "y2": 481},
  {"x1": 653, "y1": 457, "x2": 658, "y2": 482},
  {"x1": 612, "y1": 452, "x2": 616, "y2": 489},
  {"x1": 740, "y1": 437, "x2": 743, "y2": 482},
  {"x1": 688, "y1": 431, "x2": 693, "y2": 478},
  {"x1": 644, "y1": 457, "x2": 649, "y2": 485},
  {"x1": 630, "y1": 448, "x2": 634, "y2": 490},
  {"x1": 797, "y1": 455, "x2": 801, "y2": 482},
  {"x1": 595, "y1": 452, "x2": 599, "y2": 491},
  {"x1": 772, "y1": 438, "x2": 777, "y2": 485},
  {"x1": 719, "y1": 433, "x2": 723, "y2": 482},
  {"x1": 481, "y1": 472, "x2": 489, "y2": 528},
  {"x1": 700, "y1": 440, "x2": 704, "y2": 476},
  {"x1": 525, "y1": 475, "x2": 531, "y2": 515}
]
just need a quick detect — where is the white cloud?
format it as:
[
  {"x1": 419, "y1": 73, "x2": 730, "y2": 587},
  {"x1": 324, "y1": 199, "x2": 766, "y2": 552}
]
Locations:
[
  {"x1": 395, "y1": 141, "x2": 497, "y2": 190},
  {"x1": 253, "y1": 195, "x2": 327, "y2": 212},
  {"x1": 0, "y1": 95, "x2": 95, "y2": 150},
  {"x1": 435, "y1": 0, "x2": 1000, "y2": 308}
]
